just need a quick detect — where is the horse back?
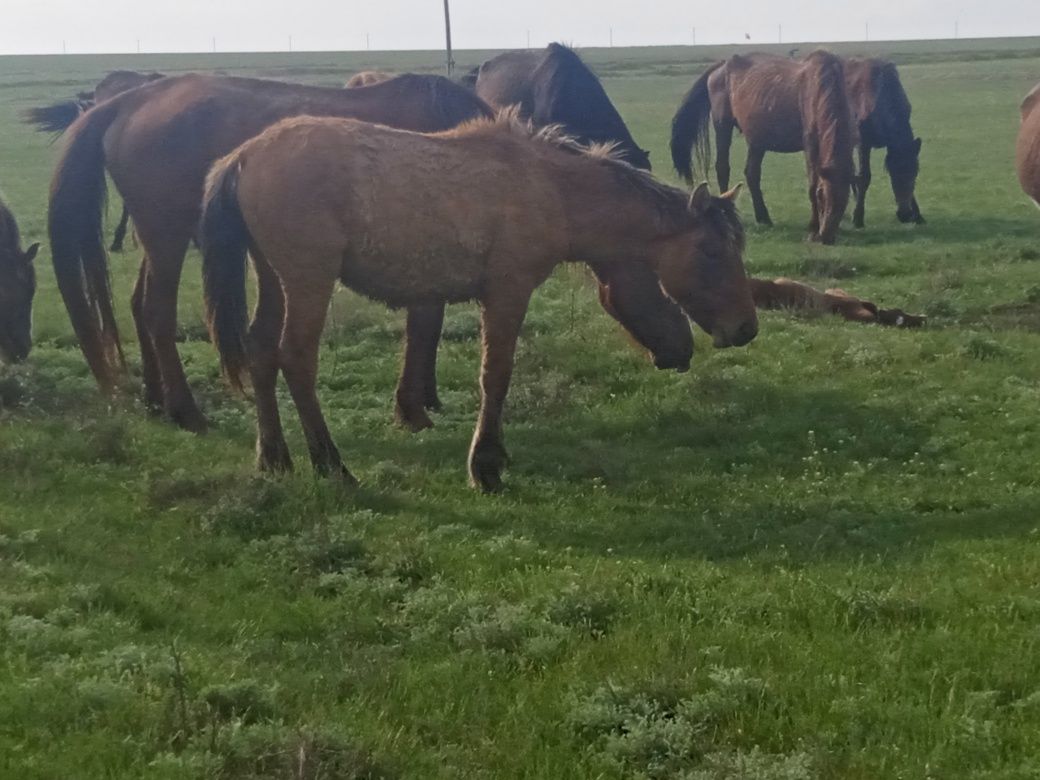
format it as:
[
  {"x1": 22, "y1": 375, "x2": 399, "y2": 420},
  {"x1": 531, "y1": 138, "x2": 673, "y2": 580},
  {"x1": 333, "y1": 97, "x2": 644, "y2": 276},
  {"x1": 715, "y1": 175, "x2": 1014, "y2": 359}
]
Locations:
[
  {"x1": 725, "y1": 54, "x2": 804, "y2": 152},
  {"x1": 1018, "y1": 81, "x2": 1040, "y2": 204}
]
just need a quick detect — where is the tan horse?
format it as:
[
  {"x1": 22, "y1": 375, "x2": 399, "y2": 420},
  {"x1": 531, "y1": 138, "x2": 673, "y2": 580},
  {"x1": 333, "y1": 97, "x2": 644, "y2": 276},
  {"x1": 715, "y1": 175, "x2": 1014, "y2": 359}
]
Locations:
[
  {"x1": 48, "y1": 73, "x2": 493, "y2": 433},
  {"x1": 0, "y1": 199, "x2": 40, "y2": 364},
  {"x1": 25, "y1": 70, "x2": 166, "y2": 252},
  {"x1": 1018, "y1": 81, "x2": 1040, "y2": 208},
  {"x1": 750, "y1": 278, "x2": 925, "y2": 328},
  {"x1": 671, "y1": 50, "x2": 855, "y2": 244},
  {"x1": 345, "y1": 71, "x2": 393, "y2": 88},
  {"x1": 200, "y1": 113, "x2": 758, "y2": 491}
]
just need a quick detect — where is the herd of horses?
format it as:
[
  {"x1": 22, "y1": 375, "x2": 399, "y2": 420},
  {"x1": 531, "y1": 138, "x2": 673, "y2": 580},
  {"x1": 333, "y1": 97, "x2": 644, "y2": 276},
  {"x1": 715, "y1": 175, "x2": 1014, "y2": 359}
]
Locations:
[{"x1": 0, "y1": 44, "x2": 1036, "y2": 490}]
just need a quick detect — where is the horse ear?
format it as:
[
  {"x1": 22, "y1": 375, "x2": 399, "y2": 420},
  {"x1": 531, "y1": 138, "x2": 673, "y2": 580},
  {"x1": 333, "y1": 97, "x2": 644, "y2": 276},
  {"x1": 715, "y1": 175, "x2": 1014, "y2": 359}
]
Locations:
[
  {"x1": 688, "y1": 182, "x2": 712, "y2": 213},
  {"x1": 914, "y1": 137, "x2": 922, "y2": 155},
  {"x1": 721, "y1": 183, "x2": 744, "y2": 202},
  {"x1": 23, "y1": 243, "x2": 39, "y2": 264}
]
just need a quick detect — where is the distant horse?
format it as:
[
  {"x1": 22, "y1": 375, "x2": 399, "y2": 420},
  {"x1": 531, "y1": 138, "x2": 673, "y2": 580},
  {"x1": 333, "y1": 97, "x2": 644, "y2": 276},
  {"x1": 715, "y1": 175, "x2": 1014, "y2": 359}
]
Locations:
[
  {"x1": 671, "y1": 50, "x2": 855, "y2": 244},
  {"x1": 345, "y1": 71, "x2": 393, "y2": 88},
  {"x1": 0, "y1": 198, "x2": 40, "y2": 364},
  {"x1": 48, "y1": 73, "x2": 493, "y2": 433},
  {"x1": 844, "y1": 58, "x2": 924, "y2": 226},
  {"x1": 25, "y1": 70, "x2": 165, "y2": 252},
  {"x1": 1018, "y1": 81, "x2": 1040, "y2": 208},
  {"x1": 200, "y1": 112, "x2": 757, "y2": 490}
]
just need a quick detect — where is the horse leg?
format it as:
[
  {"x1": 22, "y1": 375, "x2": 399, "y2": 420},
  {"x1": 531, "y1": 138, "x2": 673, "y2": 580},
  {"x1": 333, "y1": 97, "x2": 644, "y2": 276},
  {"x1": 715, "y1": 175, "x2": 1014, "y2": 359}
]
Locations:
[
  {"x1": 807, "y1": 169, "x2": 822, "y2": 242},
  {"x1": 111, "y1": 203, "x2": 132, "y2": 253},
  {"x1": 468, "y1": 287, "x2": 533, "y2": 493},
  {"x1": 130, "y1": 257, "x2": 164, "y2": 413},
  {"x1": 249, "y1": 250, "x2": 292, "y2": 473},
  {"x1": 394, "y1": 303, "x2": 445, "y2": 432},
  {"x1": 279, "y1": 276, "x2": 353, "y2": 481},
  {"x1": 745, "y1": 146, "x2": 772, "y2": 226},
  {"x1": 135, "y1": 224, "x2": 208, "y2": 433},
  {"x1": 853, "y1": 145, "x2": 872, "y2": 228},
  {"x1": 715, "y1": 121, "x2": 734, "y2": 192}
]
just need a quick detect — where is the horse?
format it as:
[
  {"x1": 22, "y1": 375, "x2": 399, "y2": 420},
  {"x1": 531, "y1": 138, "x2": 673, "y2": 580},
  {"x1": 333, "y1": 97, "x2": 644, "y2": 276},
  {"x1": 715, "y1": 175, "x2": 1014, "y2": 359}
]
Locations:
[
  {"x1": 671, "y1": 50, "x2": 855, "y2": 244},
  {"x1": 844, "y1": 58, "x2": 924, "y2": 227},
  {"x1": 0, "y1": 198, "x2": 40, "y2": 364},
  {"x1": 48, "y1": 72, "x2": 495, "y2": 434},
  {"x1": 345, "y1": 71, "x2": 393, "y2": 88},
  {"x1": 1018, "y1": 81, "x2": 1040, "y2": 208},
  {"x1": 200, "y1": 112, "x2": 758, "y2": 491},
  {"x1": 750, "y1": 278, "x2": 925, "y2": 328},
  {"x1": 25, "y1": 70, "x2": 166, "y2": 252}
]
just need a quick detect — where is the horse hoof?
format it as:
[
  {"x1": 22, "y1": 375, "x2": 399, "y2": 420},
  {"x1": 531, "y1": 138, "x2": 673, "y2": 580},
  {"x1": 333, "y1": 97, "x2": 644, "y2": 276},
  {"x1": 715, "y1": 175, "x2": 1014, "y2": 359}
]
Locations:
[
  {"x1": 468, "y1": 445, "x2": 508, "y2": 493},
  {"x1": 257, "y1": 442, "x2": 293, "y2": 474},
  {"x1": 169, "y1": 406, "x2": 210, "y2": 435},
  {"x1": 424, "y1": 393, "x2": 443, "y2": 412},
  {"x1": 395, "y1": 402, "x2": 435, "y2": 433}
]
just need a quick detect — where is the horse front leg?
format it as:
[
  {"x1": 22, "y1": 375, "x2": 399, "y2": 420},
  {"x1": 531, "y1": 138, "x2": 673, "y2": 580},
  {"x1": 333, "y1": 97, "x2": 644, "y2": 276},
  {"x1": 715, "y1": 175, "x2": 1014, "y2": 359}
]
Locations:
[
  {"x1": 715, "y1": 120, "x2": 734, "y2": 192},
  {"x1": 853, "y1": 144, "x2": 872, "y2": 228},
  {"x1": 745, "y1": 146, "x2": 772, "y2": 226},
  {"x1": 395, "y1": 303, "x2": 446, "y2": 432},
  {"x1": 468, "y1": 286, "x2": 533, "y2": 493}
]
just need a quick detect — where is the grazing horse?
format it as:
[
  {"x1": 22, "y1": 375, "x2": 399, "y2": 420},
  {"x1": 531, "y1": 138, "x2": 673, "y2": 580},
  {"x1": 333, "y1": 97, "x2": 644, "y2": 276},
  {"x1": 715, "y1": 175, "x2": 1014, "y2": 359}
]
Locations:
[
  {"x1": 48, "y1": 73, "x2": 494, "y2": 433},
  {"x1": 0, "y1": 198, "x2": 40, "y2": 364},
  {"x1": 344, "y1": 71, "x2": 393, "y2": 88},
  {"x1": 671, "y1": 50, "x2": 855, "y2": 244},
  {"x1": 200, "y1": 112, "x2": 758, "y2": 491},
  {"x1": 844, "y1": 58, "x2": 924, "y2": 226},
  {"x1": 1018, "y1": 81, "x2": 1040, "y2": 208},
  {"x1": 25, "y1": 70, "x2": 165, "y2": 252}
]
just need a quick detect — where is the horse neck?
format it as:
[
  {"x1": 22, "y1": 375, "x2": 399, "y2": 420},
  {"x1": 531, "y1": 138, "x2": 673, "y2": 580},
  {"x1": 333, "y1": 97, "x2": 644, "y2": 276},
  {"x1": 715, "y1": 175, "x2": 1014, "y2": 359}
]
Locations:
[{"x1": 552, "y1": 156, "x2": 686, "y2": 263}]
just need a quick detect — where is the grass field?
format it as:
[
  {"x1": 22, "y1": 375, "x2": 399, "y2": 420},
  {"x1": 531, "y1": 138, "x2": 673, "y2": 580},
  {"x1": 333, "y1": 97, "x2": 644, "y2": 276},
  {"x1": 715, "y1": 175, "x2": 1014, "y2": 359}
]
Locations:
[{"x1": 1, "y1": 37, "x2": 1039, "y2": 779}]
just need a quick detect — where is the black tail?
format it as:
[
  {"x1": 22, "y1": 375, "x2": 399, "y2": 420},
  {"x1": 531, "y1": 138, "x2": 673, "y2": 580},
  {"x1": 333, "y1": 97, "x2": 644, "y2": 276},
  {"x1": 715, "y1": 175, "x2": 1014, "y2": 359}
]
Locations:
[
  {"x1": 23, "y1": 99, "x2": 93, "y2": 134},
  {"x1": 201, "y1": 156, "x2": 252, "y2": 391},
  {"x1": 670, "y1": 61, "x2": 724, "y2": 183},
  {"x1": 48, "y1": 100, "x2": 125, "y2": 391}
]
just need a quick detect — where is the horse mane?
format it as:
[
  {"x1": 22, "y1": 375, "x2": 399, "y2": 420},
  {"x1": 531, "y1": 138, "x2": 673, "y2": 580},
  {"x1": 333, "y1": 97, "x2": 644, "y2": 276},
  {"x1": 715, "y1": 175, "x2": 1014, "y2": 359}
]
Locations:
[
  {"x1": 528, "y1": 43, "x2": 646, "y2": 167},
  {"x1": 454, "y1": 107, "x2": 739, "y2": 237},
  {"x1": 800, "y1": 51, "x2": 854, "y2": 177}
]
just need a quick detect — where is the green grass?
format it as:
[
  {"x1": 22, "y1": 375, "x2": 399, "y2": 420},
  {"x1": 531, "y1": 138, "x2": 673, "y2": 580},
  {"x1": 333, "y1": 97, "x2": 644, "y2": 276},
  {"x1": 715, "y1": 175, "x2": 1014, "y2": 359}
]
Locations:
[{"x1": 2, "y1": 40, "x2": 1040, "y2": 779}]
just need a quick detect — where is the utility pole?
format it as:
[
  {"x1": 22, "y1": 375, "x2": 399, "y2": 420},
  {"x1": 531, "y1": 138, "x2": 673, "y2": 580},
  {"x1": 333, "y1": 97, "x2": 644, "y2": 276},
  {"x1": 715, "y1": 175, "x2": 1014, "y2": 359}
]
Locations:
[
  {"x1": 443, "y1": 0, "x2": 455, "y2": 76},
  {"x1": 136, "y1": 38, "x2": 141, "y2": 53},
  {"x1": 778, "y1": 24, "x2": 782, "y2": 44},
  {"x1": 366, "y1": 33, "x2": 371, "y2": 51},
  {"x1": 954, "y1": 20, "x2": 959, "y2": 39},
  {"x1": 865, "y1": 21, "x2": 869, "y2": 41},
  {"x1": 526, "y1": 30, "x2": 531, "y2": 49},
  {"x1": 212, "y1": 36, "x2": 216, "y2": 53},
  {"x1": 609, "y1": 27, "x2": 614, "y2": 47},
  {"x1": 288, "y1": 35, "x2": 293, "y2": 52},
  {"x1": 62, "y1": 40, "x2": 67, "y2": 54},
  {"x1": 692, "y1": 26, "x2": 696, "y2": 46}
]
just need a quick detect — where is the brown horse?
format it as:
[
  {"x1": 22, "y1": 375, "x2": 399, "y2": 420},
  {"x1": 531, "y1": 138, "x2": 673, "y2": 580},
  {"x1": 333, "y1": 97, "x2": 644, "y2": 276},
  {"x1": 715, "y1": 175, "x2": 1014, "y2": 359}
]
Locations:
[
  {"x1": 844, "y1": 58, "x2": 924, "y2": 227},
  {"x1": 25, "y1": 70, "x2": 166, "y2": 252},
  {"x1": 48, "y1": 72, "x2": 495, "y2": 433},
  {"x1": 671, "y1": 50, "x2": 855, "y2": 244},
  {"x1": 750, "y1": 278, "x2": 925, "y2": 328},
  {"x1": 0, "y1": 198, "x2": 40, "y2": 364},
  {"x1": 1018, "y1": 81, "x2": 1040, "y2": 208},
  {"x1": 200, "y1": 113, "x2": 757, "y2": 491},
  {"x1": 344, "y1": 71, "x2": 393, "y2": 88}
]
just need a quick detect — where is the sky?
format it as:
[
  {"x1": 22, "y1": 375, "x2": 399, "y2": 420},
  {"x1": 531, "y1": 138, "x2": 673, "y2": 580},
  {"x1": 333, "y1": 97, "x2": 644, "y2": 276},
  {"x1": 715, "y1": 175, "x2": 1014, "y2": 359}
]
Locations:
[{"x1": 2, "y1": 1, "x2": 1039, "y2": 55}]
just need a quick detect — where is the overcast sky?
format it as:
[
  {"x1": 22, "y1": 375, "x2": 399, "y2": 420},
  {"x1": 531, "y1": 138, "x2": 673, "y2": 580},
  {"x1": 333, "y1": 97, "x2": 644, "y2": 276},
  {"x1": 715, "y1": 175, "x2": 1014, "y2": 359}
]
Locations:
[{"x1": 2, "y1": 1, "x2": 1039, "y2": 55}]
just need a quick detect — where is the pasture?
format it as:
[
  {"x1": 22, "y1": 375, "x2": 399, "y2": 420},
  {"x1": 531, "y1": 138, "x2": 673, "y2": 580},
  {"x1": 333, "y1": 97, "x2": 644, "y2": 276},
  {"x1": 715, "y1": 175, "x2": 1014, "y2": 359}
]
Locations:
[{"x1": 1, "y1": 38, "x2": 1040, "y2": 778}]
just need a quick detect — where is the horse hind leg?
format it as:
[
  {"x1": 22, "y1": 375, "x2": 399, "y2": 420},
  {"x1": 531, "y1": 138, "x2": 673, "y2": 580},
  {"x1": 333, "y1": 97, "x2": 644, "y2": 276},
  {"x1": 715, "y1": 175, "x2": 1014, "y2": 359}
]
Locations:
[
  {"x1": 110, "y1": 203, "x2": 132, "y2": 253},
  {"x1": 278, "y1": 273, "x2": 354, "y2": 482},
  {"x1": 395, "y1": 303, "x2": 445, "y2": 432},
  {"x1": 744, "y1": 146, "x2": 772, "y2": 226},
  {"x1": 130, "y1": 257, "x2": 163, "y2": 412},
  {"x1": 853, "y1": 145, "x2": 872, "y2": 228},
  {"x1": 249, "y1": 249, "x2": 292, "y2": 473}
]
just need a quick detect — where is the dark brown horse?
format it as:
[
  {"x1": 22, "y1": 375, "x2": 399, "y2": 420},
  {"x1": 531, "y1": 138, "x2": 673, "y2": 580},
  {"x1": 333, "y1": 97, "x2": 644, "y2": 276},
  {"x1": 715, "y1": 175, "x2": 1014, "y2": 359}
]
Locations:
[
  {"x1": 1018, "y1": 81, "x2": 1040, "y2": 208},
  {"x1": 671, "y1": 50, "x2": 855, "y2": 244},
  {"x1": 0, "y1": 198, "x2": 40, "y2": 364},
  {"x1": 48, "y1": 73, "x2": 494, "y2": 433},
  {"x1": 200, "y1": 112, "x2": 757, "y2": 491},
  {"x1": 844, "y1": 58, "x2": 924, "y2": 226},
  {"x1": 25, "y1": 70, "x2": 166, "y2": 252}
]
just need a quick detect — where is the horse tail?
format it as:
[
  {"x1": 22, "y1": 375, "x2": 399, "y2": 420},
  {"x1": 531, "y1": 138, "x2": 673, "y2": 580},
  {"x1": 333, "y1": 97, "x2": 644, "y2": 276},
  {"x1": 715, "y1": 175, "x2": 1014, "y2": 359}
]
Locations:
[
  {"x1": 48, "y1": 100, "x2": 125, "y2": 391},
  {"x1": 23, "y1": 99, "x2": 93, "y2": 134},
  {"x1": 201, "y1": 153, "x2": 252, "y2": 391},
  {"x1": 670, "y1": 61, "x2": 724, "y2": 183},
  {"x1": 430, "y1": 74, "x2": 495, "y2": 129}
]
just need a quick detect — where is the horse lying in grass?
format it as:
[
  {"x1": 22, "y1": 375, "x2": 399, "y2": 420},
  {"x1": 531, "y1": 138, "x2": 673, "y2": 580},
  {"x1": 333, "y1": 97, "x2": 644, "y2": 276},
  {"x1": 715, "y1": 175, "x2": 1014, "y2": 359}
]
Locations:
[
  {"x1": 25, "y1": 70, "x2": 165, "y2": 252},
  {"x1": 0, "y1": 198, "x2": 40, "y2": 364},
  {"x1": 671, "y1": 50, "x2": 855, "y2": 244},
  {"x1": 200, "y1": 112, "x2": 758, "y2": 491},
  {"x1": 750, "y1": 278, "x2": 925, "y2": 328},
  {"x1": 1018, "y1": 81, "x2": 1040, "y2": 209}
]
